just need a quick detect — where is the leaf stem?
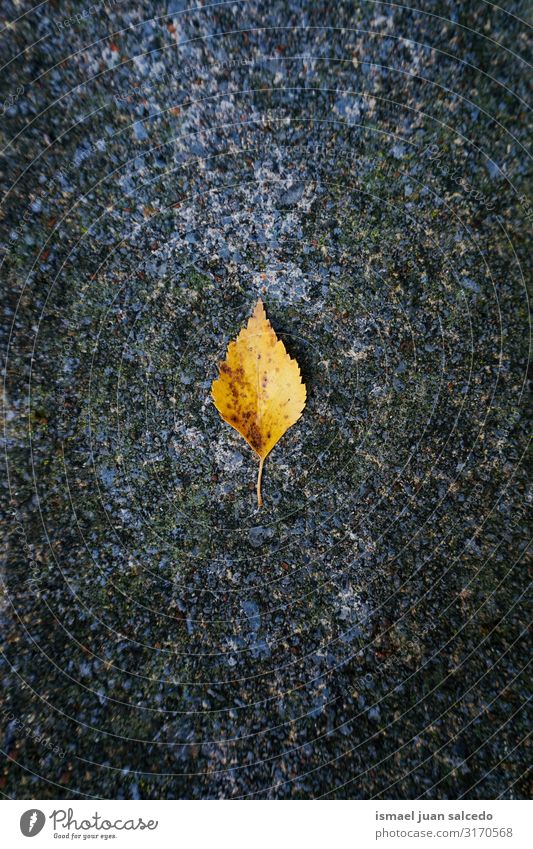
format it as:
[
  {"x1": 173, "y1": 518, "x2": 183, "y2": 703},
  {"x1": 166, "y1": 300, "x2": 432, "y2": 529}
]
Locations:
[{"x1": 256, "y1": 457, "x2": 264, "y2": 507}]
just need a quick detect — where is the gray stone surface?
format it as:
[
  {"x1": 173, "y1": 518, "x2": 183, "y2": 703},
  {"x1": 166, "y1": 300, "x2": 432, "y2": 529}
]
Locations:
[{"x1": 1, "y1": 0, "x2": 531, "y2": 799}]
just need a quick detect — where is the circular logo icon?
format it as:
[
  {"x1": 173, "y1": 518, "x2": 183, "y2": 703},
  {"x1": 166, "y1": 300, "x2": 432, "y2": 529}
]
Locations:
[{"x1": 20, "y1": 810, "x2": 46, "y2": 837}]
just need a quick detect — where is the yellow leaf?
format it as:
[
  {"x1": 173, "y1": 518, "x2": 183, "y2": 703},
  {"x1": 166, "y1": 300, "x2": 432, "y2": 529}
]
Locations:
[{"x1": 211, "y1": 299, "x2": 306, "y2": 507}]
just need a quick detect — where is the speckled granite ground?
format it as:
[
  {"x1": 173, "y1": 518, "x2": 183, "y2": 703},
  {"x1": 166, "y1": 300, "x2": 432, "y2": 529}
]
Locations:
[{"x1": 1, "y1": 0, "x2": 531, "y2": 799}]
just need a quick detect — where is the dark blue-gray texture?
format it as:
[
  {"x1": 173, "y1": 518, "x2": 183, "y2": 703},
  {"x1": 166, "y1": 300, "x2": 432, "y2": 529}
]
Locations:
[{"x1": 1, "y1": 0, "x2": 531, "y2": 799}]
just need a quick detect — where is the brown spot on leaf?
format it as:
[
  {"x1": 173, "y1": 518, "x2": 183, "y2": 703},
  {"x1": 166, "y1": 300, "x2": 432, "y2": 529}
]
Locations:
[{"x1": 248, "y1": 421, "x2": 264, "y2": 451}]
